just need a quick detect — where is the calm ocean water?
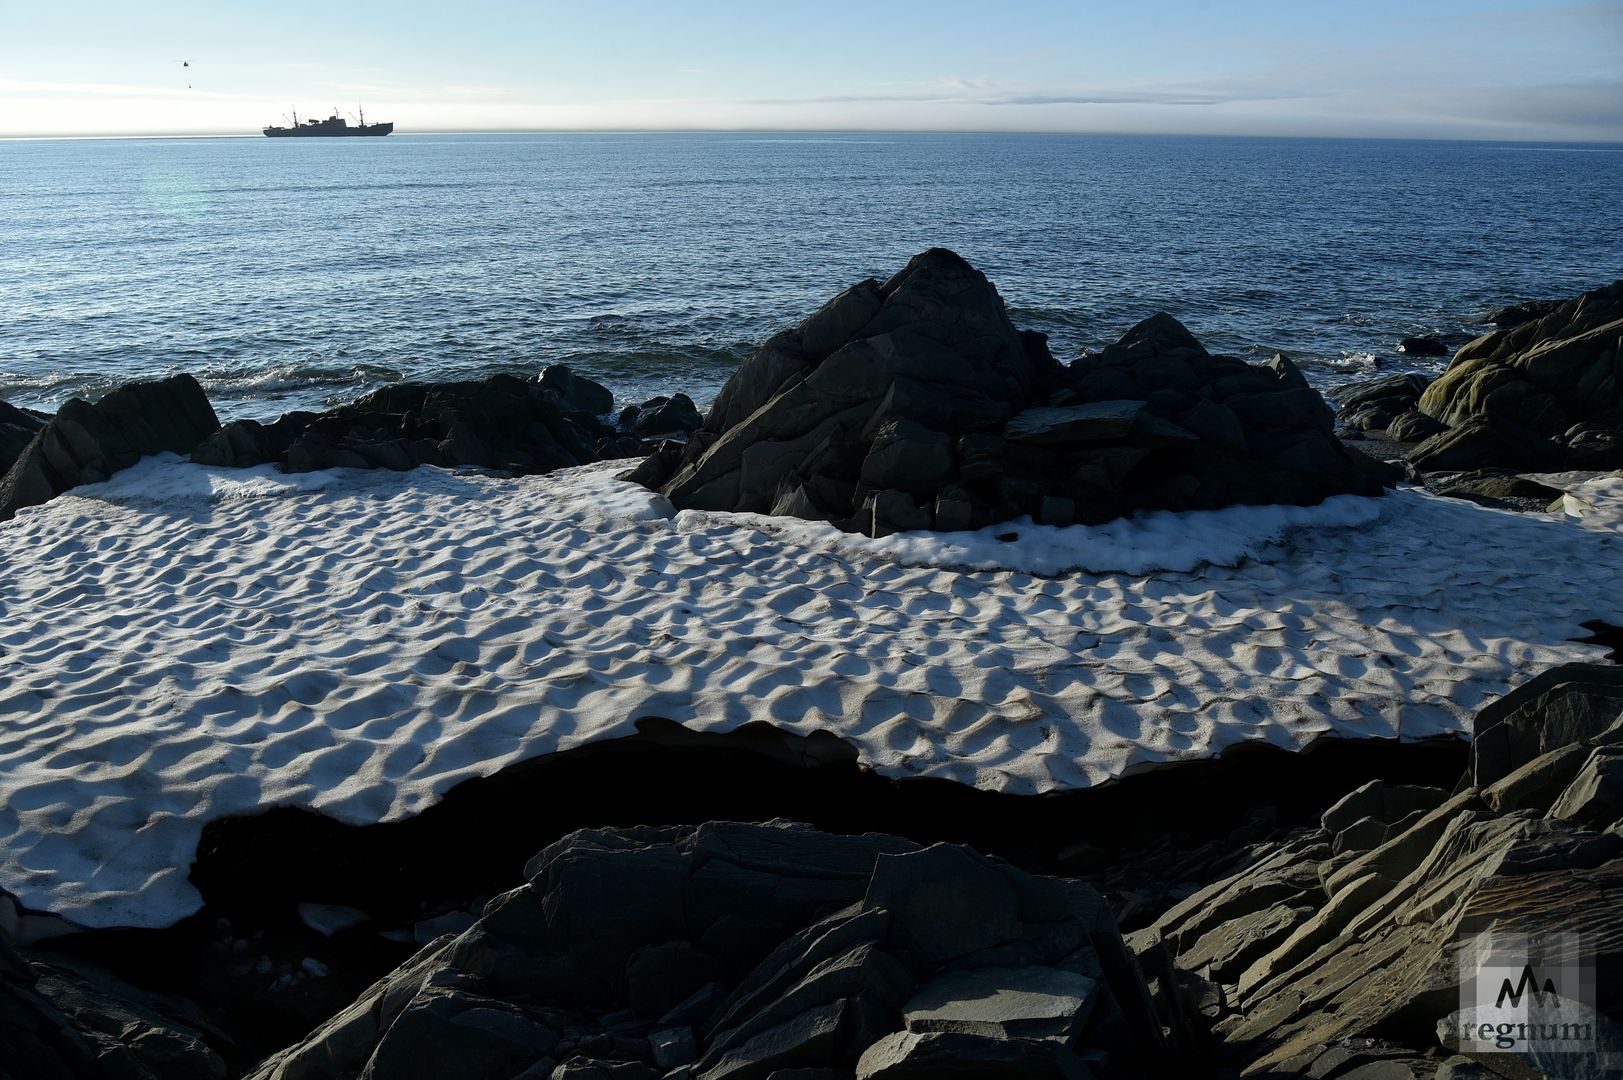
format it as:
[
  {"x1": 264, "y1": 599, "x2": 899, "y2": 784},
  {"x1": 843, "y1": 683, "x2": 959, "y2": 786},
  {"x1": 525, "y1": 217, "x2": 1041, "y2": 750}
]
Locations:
[{"x1": 1, "y1": 133, "x2": 1619, "y2": 421}]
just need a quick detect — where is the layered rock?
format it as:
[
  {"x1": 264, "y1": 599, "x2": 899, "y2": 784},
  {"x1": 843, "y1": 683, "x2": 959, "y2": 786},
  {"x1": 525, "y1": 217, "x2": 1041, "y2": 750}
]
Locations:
[
  {"x1": 1410, "y1": 280, "x2": 1623, "y2": 473},
  {"x1": 1142, "y1": 663, "x2": 1623, "y2": 1077},
  {"x1": 640, "y1": 249, "x2": 1391, "y2": 537},
  {"x1": 0, "y1": 374, "x2": 220, "y2": 522},
  {"x1": 247, "y1": 821, "x2": 1171, "y2": 1080}
]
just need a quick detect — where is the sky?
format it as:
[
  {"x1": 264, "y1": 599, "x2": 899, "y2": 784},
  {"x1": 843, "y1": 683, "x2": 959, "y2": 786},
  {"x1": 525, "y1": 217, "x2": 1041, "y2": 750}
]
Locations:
[{"x1": 1, "y1": 0, "x2": 1620, "y2": 140}]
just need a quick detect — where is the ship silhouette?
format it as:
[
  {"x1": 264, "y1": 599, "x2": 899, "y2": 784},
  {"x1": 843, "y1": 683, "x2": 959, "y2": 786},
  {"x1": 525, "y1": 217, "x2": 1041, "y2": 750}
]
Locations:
[{"x1": 263, "y1": 108, "x2": 393, "y2": 137}]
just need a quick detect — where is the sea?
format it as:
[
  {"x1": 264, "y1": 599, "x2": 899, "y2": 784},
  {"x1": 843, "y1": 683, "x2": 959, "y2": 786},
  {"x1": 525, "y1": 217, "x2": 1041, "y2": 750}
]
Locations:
[{"x1": 1, "y1": 132, "x2": 1619, "y2": 421}]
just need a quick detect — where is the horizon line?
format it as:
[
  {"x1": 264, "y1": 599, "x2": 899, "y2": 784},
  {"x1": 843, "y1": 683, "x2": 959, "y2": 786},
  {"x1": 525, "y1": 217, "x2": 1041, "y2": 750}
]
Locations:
[{"x1": 4, "y1": 127, "x2": 1623, "y2": 146}]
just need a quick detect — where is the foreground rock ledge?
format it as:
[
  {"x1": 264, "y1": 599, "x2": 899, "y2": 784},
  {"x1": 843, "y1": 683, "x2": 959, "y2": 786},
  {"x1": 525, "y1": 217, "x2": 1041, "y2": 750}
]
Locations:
[
  {"x1": 248, "y1": 821, "x2": 1170, "y2": 1079},
  {"x1": 638, "y1": 248, "x2": 1392, "y2": 537}
]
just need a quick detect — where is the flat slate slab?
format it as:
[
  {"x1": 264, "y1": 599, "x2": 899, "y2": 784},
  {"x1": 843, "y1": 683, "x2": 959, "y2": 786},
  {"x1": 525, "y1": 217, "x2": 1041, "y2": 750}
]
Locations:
[
  {"x1": 901, "y1": 965, "x2": 1097, "y2": 1039},
  {"x1": 1002, "y1": 400, "x2": 1146, "y2": 444}
]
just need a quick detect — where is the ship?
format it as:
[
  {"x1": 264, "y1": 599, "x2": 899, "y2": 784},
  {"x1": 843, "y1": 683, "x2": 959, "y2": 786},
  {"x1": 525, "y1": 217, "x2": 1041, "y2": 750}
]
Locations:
[{"x1": 263, "y1": 107, "x2": 393, "y2": 137}]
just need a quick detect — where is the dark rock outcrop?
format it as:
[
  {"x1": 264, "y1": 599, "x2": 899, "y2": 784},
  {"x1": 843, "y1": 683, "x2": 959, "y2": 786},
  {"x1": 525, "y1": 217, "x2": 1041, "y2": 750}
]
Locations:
[
  {"x1": 1415, "y1": 280, "x2": 1623, "y2": 472},
  {"x1": 192, "y1": 412, "x2": 320, "y2": 468},
  {"x1": 247, "y1": 821, "x2": 1171, "y2": 1080},
  {"x1": 650, "y1": 250, "x2": 1390, "y2": 537},
  {"x1": 1396, "y1": 336, "x2": 1446, "y2": 357},
  {"x1": 0, "y1": 374, "x2": 220, "y2": 522},
  {"x1": 1334, "y1": 374, "x2": 1432, "y2": 434},
  {"x1": 1485, "y1": 298, "x2": 1565, "y2": 330},
  {"x1": 0, "y1": 399, "x2": 47, "y2": 477},
  {"x1": 619, "y1": 394, "x2": 703, "y2": 441},
  {"x1": 193, "y1": 372, "x2": 607, "y2": 475},
  {"x1": 0, "y1": 931, "x2": 230, "y2": 1080},
  {"x1": 1143, "y1": 663, "x2": 1623, "y2": 1077}
]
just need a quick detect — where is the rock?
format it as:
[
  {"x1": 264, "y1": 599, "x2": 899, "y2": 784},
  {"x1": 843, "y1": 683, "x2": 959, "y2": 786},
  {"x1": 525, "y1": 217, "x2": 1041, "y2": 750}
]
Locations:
[
  {"x1": 900, "y1": 966, "x2": 1096, "y2": 1040},
  {"x1": 1423, "y1": 469, "x2": 1562, "y2": 508},
  {"x1": 1, "y1": 942, "x2": 231, "y2": 1080},
  {"x1": 1139, "y1": 664, "x2": 1623, "y2": 1075},
  {"x1": 653, "y1": 250, "x2": 1388, "y2": 536},
  {"x1": 278, "y1": 374, "x2": 599, "y2": 476},
  {"x1": 1385, "y1": 409, "x2": 1446, "y2": 443},
  {"x1": 0, "y1": 398, "x2": 47, "y2": 476},
  {"x1": 539, "y1": 365, "x2": 616, "y2": 417},
  {"x1": 1335, "y1": 375, "x2": 1432, "y2": 434},
  {"x1": 1408, "y1": 414, "x2": 1566, "y2": 473},
  {"x1": 248, "y1": 823, "x2": 1164, "y2": 1080},
  {"x1": 414, "y1": 909, "x2": 479, "y2": 944},
  {"x1": 863, "y1": 490, "x2": 930, "y2": 538},
  {"x1": 859, "y1": 420, "x2": 954, "y2": 496},
  {"x1": 854, "y1": 1029, "x2": 1094, "y2": 1079},
  {"x1": 550, "y1": 1061, "x2": 658, "y2": 1080},
  {"x1": 623, "y1": 394, "x2": 703, "y2": 440},
  {"x1": 191, "y1": 412, "x2": 316, "y2": 468},
  {"x1": 628, "y1": 942, "x2": 731, "y2": 1021},
  {"x1": 1471, "y1": 663, "x2": 1623, "y2": 788},
  {"x1": 1485, "y1": 297, "x2": 1565, "y2": 329},
  {"x1": 1397, "y1": 336, "x2": 1447, "y2": 357},
  {"x1": 358, "y1": 974, "x2": 561, "y2": 1078},
  {"x1": 1003, "y1": 401, "x2": 1145, "y2": 444},
  {"x1": 1416, "y1": 280, "x2": 1623, "y2": 471},
  {"x1": 1321, "y1": 781, "x2": 1451, "y2": 836},
  {"x1": 0, "y1": 374, "x2": 220, "y2": 522},
  {"x1": 649, "y1": 1026, "x2": 699, "y2": 1068},
  {"x1": 1547, "y1": 745, "x2": 1623, "y2": 828},
  {"x1": 1481, "y1": 744, "x2": 1592, "y2": 815},
  {"x1": 297, "y1": 902, "x2": 369, "y2": 937}
]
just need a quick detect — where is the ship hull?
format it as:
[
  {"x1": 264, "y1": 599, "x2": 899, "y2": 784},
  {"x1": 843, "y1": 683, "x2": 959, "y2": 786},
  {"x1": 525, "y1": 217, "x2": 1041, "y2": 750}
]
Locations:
[{"x1": 263, "y1": 123, "x2": 393, "y2": 137}]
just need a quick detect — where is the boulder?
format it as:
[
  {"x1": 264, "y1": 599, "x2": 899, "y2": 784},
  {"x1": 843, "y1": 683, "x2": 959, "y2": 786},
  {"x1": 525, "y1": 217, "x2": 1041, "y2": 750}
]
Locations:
[
  {"x1": 1423, "y1": 469, "x2": 1562, "y2": 509},
  {"x1": 1485, "y1": 298, "x2": 1565, "y2": 329},
  {"x1": 538, "y1": 365, "x2": 616, "y2": 417},
  {"x1": 0, "y1": 398, "x2": 47, "y2": 476},
  {"x1": 275, "y1": 375, "x2": 599, "y2": 475},
  {"x1": 621, "y1": 394, "x2": 703, "y2": 440},
  {"x1": 0, "y1": 374, "x2": 220, "y2": 522},
  {"x1": 191, "y1": 412, "x2": 317, "y2": 468},
  {"x1": 1414, "y1": 280, "x2": 1623, "y2": 473},
  {"x1": 1334, "y1": 375, "x2": 1431, "y2": 434},
  {"x1": 247, "y1": 822, "x2": 1166, "y2": 1080},
  {"x1": 652, "y1": 251, "x2": 1388, "y2": 536},
  {"x1": 1396, "y1": 336, "x2": 1447, "y2": 357},
  {"x1": 1407, "y1": 414, "x2": 1565, "y2": 473}
]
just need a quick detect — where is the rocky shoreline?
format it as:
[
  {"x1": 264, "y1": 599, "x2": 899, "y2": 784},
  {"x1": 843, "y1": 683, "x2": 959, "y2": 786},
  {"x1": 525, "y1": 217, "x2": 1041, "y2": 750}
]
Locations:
[{"x1": 1, "y1": 253, "x2": 1620, "y2": 1078}]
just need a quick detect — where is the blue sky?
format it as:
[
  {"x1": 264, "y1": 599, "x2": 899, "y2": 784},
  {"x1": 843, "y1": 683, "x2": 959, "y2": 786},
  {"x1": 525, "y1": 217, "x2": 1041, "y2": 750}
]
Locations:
[{"x1": 2, "y1": 0, "x2": 1620, "y2": 139}]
